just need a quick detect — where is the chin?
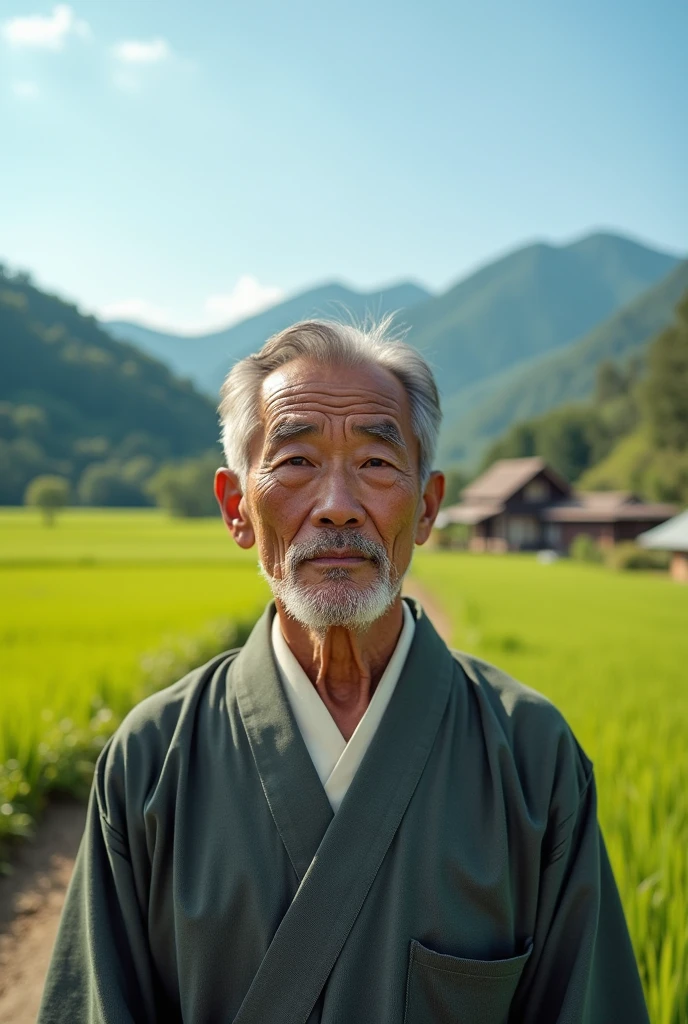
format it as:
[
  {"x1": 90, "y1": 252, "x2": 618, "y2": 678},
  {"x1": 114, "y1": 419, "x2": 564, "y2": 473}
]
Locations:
[{"x1": 276, "y1": 576, "x2": 400, "y2": 633}]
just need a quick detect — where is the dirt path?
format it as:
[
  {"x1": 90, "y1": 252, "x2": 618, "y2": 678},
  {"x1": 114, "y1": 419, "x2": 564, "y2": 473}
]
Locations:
[
  {"x1": 0, "y1": 800, "x2": 87, "y2": 1024},
  {"x1": 403, "y1": 577, "x2": 452, "y2": 645},
  {"x1": 0, "y1": 584, "x2": 448, "y2": 1022}
]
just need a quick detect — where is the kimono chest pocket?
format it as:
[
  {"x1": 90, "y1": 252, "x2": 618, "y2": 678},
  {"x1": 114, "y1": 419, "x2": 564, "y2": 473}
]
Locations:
[{"x1": 403, "y1": 937, "x2": 533, "y2": 1024}]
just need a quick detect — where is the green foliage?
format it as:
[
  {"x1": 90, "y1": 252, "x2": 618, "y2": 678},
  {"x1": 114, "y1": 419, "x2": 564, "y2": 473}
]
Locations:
[
  {"x1": 439, "y1": 260, "x2": 688, "y2": 469},
  {"x1": 579, "y1": 431, "x2": 688, "y2": 506},
  {"x1": 433, "y1": 522, "x2": 470, "y2": 549},
  {"x1": 569, "y1": 533, "x2": 603, "y2": 563},
  {"x1": 604, "y1": 542, "x2": 671, "y2": 573},
  {"x1": 24, "y1": 474, "x2": 70, "y2": 525},
  {"x1": 642, "y1": 292, "x2": 688, "y2": 451},
  {"x1": 481, "y1": 399, "x2": 626, "y2": 482},
  {"x1": 0, "y1": 508, "x2": 268, "y2": 867},
  {"x1": 0, "y1": 267, "x2": 218, "y2": 505},
  {"x1": 479, "y1": 288, "x2": 688, "y2": 505},
  {"x1": 595, "y1": 356, "x2": 643, "y2": 404},
  {"x1": 0, "y1": 616, "x2": 257, "y2": 869},
  {"x1": 146, "y1": 450, "x2": 221, "y2": 517},
  {"x1": 641, "y1": 447, "x2": 688, "y2": 505},
  {"x1": 578, "y1": 430, "x2": 650, "y2": 492},
  {"x1": 77, "y1": 459, "x2": 153, "y2": 507},
  {"x1": 440, "y1": 467, "x2": 470, "y2": 507}
]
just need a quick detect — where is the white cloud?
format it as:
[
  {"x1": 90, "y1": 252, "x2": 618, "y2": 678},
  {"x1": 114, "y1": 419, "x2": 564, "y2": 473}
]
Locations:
[
  {"x1": 110, "y1": 37, "x2": 173, "y2": 93},
  {"x1": 204, "y1": 276, "x2": 286, "y2": 327},
  {"x1": 98, "y1": 277, "x2": 285, "y2": 335},
  {"x1": 11, "y1": 79, "x2": 40, "y2": 99},
  {"x1": 1, "y1": 4, "x2": 90, "y2": 50},
  {"x1": 112, "y1": 38, "x2": 170, "y2": 65}
]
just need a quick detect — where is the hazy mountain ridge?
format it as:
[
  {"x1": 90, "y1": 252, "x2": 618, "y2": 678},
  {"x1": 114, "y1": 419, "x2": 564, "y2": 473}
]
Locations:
[
  {"x1": 439, "y1": 259, "x2": 688, "y2": 466},
  {"x1": 399, "y1": 232, "x2": 679, "y2": 398},
  {"x1": 106, "y1": 233, "x2": 680, "y2": 448},
  {"x1": 107, "y1": 280, "x2": 431, "y2": 394},
  {"x1": 1, "y1": 231, "x2": 681, "y2": 508}
]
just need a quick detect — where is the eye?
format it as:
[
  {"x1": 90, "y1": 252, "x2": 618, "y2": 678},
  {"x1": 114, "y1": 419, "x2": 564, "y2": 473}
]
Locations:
[
  {"x1": 280, "y1": 456, "x2": 311, "y2": 467},
  {"x1": 363, "y1": 457, "x2": 391, "y2": 468}
]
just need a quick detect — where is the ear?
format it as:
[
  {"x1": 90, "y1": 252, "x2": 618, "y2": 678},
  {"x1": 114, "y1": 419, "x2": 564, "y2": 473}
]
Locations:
[
  {"x1": 214, "y1": 468, "x2": 255, "y2": 550},
  {"x1": 415, "y1": 471, "x2": 445, "y2": 546}
]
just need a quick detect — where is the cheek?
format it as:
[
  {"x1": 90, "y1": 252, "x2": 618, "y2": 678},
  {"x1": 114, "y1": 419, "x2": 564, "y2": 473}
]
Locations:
[
  {"x1": 249, "y1": 477, "x2": 306, "y2": 571},
  {"x1": 370, "y1": 485, "x2": 423, "y2": 562}
]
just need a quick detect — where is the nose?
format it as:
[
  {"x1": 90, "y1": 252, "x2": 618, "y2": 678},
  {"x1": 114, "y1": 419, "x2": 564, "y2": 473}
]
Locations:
[{"x1": 310, "y1": 468, "x2": 366, "y2": 529}]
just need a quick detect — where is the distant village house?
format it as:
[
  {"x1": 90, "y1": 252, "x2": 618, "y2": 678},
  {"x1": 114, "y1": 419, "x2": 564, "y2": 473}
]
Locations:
[
  {"x1": 638, "y1": 510, "x2": 688, "y2": 583},
  {"x1": 437, "y1": 457, "x2": 675, "y2": 554}
]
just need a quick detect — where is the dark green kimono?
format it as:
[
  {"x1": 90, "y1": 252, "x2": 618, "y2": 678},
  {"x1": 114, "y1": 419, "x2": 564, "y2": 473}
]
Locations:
[{"x1": 39, "y1": 600, "x2": 649, "y2": 1023}]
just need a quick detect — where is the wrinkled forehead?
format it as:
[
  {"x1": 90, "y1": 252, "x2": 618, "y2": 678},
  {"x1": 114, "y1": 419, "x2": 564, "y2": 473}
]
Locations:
[{"x1": 259, "y1": 357, "x2": 412, "y2": 431}]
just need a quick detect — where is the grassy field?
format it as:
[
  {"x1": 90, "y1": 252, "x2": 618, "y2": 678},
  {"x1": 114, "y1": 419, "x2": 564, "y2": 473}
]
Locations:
[
  {"x1": 1, "y1": 509, "x2": 687, "y2": 1021},
  {"x1": 1, "y1": 510, "x2": 269, "y2": 764},
  {"x1": 413, "y1": 551, "x2": 688, "y2": 1024}
]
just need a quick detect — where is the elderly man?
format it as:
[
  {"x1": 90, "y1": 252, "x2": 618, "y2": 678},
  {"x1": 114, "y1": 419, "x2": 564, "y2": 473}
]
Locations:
[{"x1": 39, "y1": 320, "x2": 649, "y2": 1023}]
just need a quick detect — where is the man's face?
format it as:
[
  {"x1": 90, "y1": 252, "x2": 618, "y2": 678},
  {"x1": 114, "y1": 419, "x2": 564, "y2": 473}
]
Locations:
[{"x1": 218, "y1": 357, "x2": 443, "y2": 630}]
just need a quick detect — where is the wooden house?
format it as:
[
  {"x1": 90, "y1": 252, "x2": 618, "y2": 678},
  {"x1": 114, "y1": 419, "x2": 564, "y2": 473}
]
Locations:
[{"x1": 437, "y1": 457, "x2": 676, "y2": 553}]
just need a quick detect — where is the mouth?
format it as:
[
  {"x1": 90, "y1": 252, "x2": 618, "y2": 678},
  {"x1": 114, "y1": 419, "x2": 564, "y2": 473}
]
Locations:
[{"x1": 306, "y1": 550, "x2": 371, "y2": 567}]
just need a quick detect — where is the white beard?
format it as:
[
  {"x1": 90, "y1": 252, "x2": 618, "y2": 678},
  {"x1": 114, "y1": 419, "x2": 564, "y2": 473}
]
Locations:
[{"x1": 259, "y1": 530, "x2": 404, "y2": 634}]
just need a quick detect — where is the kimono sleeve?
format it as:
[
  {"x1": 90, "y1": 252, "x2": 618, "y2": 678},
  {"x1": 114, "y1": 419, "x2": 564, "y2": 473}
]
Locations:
[
  {"x1": 511, "y1": 751, "x2": 650, "y2": 1023},
  {"x1": 37, "y1": 746, "x2": 160, "y2": 1023}
]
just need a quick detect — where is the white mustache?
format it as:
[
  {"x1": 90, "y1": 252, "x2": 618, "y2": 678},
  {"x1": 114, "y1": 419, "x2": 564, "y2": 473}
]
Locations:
[{"x1": 287, "y1": 530, "x2": 388, "y2": 571}]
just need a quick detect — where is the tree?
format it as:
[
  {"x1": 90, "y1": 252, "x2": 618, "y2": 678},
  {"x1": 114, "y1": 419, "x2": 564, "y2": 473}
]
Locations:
[
  {"x1": 441, "y1": 468, "x2": 469, "y2": 508},
  {"x1": 146, "y1": 451, "x2": 220, "y2": 517},
  {"x1": 642, "y1": 292, "x2": 688, "y2": 451},
  {"x1": 77, "y1": 460, "x2": 151, "y2": 507},
  {"x1": 25, "y1": 474, "x2": 70, "y2": 525},
  {"x1": 595, "y1": 360, "x2": 628, "y2": 403}
]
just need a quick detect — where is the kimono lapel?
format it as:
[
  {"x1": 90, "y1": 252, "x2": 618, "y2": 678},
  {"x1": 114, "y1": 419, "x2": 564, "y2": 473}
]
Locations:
[
  {"x1": 233, "y1": 598, "x2": 455, "y2": 1024},
  {"x1": 234, "y1": 604, "x2": 334, "y2": 882}
]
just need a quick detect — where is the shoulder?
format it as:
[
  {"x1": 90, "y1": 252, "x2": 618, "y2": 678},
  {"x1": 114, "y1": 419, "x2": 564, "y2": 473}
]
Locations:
[
  {"x1": 95, "y1": 648, "x2": 241, "y2": 826},
  {"x1": 450, "y1": 649, "x2": 594, "y2": 819}
]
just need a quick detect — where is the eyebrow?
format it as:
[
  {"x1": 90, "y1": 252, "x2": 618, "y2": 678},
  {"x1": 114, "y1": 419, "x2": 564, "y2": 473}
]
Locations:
[
  {"x1": 265, "y1": 418, "x2": 407, "y2": 452},
  {"x1": 265, "y1": 421, "x2": 318, "y2": 447},
  {"x1": 352, "y1": 421, "x2": 407, "y2": 451}
]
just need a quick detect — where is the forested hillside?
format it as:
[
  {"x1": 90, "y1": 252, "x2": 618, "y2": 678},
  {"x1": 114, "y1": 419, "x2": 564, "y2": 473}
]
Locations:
[
  {"x1": 402, "y1": 232, "x2": 678, "y2": 397},
  {"x1": 439, "y1": 259, "x2": 688, "y2": 467},
  {"x1": 0, "y1": 269, "x2": 218, "y2": 505},
  {"x1": 479, "y1": 289, "x2": 688, "y2": 505}
]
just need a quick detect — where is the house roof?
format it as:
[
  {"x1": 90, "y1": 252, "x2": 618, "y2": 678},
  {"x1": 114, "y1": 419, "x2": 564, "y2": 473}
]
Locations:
[
  {"x1": 637, "y1": 509, "x2": 688, "y2": 552},
  {"x1": 462, "y1": 457, "x2": 570, "y2": 503},
  {"x1": 435, "y1": 503, "x2": 504, "y2": 528},
  {"x1": 576, "y1": 491, "x2": 638, "y2": 508},
  {"x1": 542, "y1": 501, "x2": 676, "y2": 523}
]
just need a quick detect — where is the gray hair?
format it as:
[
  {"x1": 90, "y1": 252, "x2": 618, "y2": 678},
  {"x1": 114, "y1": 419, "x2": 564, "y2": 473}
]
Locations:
[{"x1": 218, "y1": 315, "x2": 442, "y2": 489}]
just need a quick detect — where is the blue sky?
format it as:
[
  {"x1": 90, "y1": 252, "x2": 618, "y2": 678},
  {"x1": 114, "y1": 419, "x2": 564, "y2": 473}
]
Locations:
[{"x1": 1, "y1": 0, "x2": 686, "y2": 334}]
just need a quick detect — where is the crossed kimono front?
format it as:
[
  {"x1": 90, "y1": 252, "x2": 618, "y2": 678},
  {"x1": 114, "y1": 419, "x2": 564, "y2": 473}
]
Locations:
[{"x1": 38, "y1": 601, "x2": 649, "y2": 1024}]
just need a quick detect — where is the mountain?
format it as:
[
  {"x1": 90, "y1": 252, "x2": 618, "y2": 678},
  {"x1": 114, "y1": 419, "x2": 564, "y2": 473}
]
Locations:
[
  {"x1": 470, "y1": 286, "x2": 688, "y2": 506},
  {"x1": 401, "y1": 232, "x2": 680, "y2": 399},
  {"x1": 106, "y1": 280, "x2": 431, "y2": 395},
  {"x1": 438, "y1": 259, "x2": 688, "y2": 466},
  {"x1": 0, "y1": 270, "x2": 218, "y2": 504},
  {"x1": 107, "y1": 235, "x2": 676, "y2": 404}
]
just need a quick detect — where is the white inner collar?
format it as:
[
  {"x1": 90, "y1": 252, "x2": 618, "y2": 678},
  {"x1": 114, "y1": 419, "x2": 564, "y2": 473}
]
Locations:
[{"x1": 271, "y1": 601, "x2": 416, "y2": 812}]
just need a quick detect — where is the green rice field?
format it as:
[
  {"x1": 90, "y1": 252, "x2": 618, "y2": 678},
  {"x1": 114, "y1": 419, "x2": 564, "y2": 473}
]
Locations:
[{"x1": 1, "y1": 509, "x2": 687, "y2": 1021}]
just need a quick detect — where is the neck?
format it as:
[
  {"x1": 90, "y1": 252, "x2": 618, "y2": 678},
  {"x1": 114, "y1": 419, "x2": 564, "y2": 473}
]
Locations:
[{"x1": 275, "y1": 598, "x2": 405, "y2": 741}]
